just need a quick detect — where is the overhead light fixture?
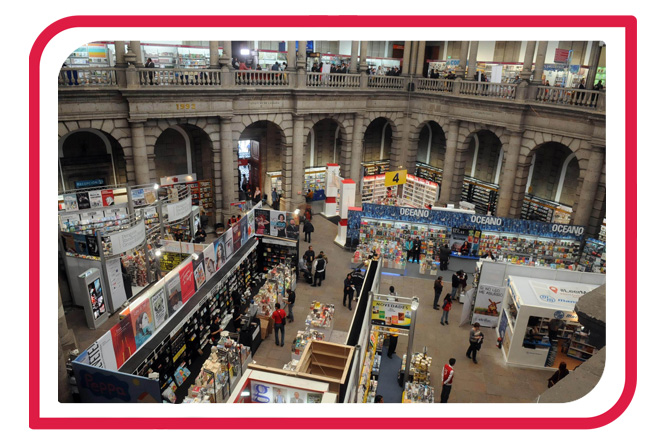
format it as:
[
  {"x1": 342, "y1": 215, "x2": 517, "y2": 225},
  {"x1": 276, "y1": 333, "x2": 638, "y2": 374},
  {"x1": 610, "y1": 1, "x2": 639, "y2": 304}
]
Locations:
[
  {"x1": 155, "y1": 250, "x2": 162, "y2": 257},
  {"x1": 153, "y1": 183, "x2": 159, "y2": 190},
  {"x1": 411, "y1": 297, "x2": 420, "y2": 311}
]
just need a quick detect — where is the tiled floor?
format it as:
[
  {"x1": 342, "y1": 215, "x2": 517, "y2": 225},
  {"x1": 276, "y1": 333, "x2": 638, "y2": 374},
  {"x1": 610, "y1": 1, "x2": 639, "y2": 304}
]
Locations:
[{"x1": 64, "y1": 212, "x2": 552, "y2": 403}]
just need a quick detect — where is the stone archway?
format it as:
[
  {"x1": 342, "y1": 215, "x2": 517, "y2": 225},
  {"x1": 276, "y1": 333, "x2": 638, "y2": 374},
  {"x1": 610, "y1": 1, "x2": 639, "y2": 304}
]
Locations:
[
  {"x1": 414, "y1": 120, "x2": 446, "y2": 169},
  {"x1": 304, "y1": 115, "x2": 352, "y2": 169}
]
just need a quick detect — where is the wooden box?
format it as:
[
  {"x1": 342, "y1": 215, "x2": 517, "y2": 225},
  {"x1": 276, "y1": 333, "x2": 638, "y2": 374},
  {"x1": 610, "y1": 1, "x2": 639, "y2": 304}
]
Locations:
[{"x1": 295, "y1": 341, "x2": 354, "y2": 394}]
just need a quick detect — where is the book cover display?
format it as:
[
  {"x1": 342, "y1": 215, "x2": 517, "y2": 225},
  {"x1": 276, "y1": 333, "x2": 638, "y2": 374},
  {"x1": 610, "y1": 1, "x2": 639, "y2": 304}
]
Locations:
[
  {"x1": 110, "y1": 318, "x2": 137, "y2": 368},
  {"x1": 165, "y1": 275, "x2": 183, "y2": 316},
  {"x1": 132, "y1": 299, "x2": 155, "y2": 349},
  {"x1": 179, "y1": 261, "x2": 196, "y2": 303}
]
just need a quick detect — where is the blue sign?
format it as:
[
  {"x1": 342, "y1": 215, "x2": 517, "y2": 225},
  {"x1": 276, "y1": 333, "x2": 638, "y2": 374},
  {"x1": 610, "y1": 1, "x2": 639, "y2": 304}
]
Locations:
[
  {"x1": 72, "y1": 361, "x2": 162, "y2": 403},
  {"x1": 295, "y1": 41, "x2": 314, "y2": 52},
  {"x1": 347, "y1": 204, "x2": 586, "y2": 242},
  {"x1": 75, "y1": 179, "x2": 105, "y2": 188}
]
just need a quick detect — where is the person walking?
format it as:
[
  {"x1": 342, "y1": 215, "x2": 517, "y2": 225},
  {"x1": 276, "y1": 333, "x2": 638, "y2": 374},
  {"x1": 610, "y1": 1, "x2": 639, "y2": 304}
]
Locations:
[
  {"x1": 303, "y1": 219, "x2": 314, "y2": 243},
  {"x1": 548, "y1": 362, "x2": 570, "y2": 388},
  {"x1": 271, "y1": 188, "x2": 279, "y2": 209},
  {"x1": 312, "y1": 254, "x2": 327, "y2": 287},
  {"x1": 440, "y1": 294, "x2": 452, "y2": 325},
  {"x1": 466, "y1": 322, "x2": 484, "y2": 364},
  {"x1": 343, "y1": 274, "x2": 354, "y2": 311},
  {"x1": 285, "y1": 288, "x2": 296, "y2": 323},
  {"x1": 412, "y1": 236, "x2": 422, "y2": 264},
  {"x1": 386, "y1": 327, "x2": 399, "y2": 359},
  {"x1": 439, "y1": 243, "x2": 451, "y2": 271},
  {"x1": 440, "y1": 358, "x2": 456, "y2": 403},
  {"x1": 271, "y1": 303, "x2": 287, "y2": 346},
  {"x1": 433, "y1": 277, "x2": 443, "y2": 309},
  {"x1": 404, "y1": 236, "x2": 413, "y2": 263}
]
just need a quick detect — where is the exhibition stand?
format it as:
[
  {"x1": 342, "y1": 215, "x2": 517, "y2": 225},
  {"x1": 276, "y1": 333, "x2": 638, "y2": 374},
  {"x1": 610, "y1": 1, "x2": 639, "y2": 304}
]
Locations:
[
  {"x1": 361, "y1": 173, "x2": 438, "y2": 209},
  {"x1": 228, "y1": 368, "x2": 338, "y2": 403},
  {"x1": 334, "y1": 178, "x2": 357, "y2": 246},
  {"x1": 322, "y1": 163, "x2": 341, "y2": 217}
]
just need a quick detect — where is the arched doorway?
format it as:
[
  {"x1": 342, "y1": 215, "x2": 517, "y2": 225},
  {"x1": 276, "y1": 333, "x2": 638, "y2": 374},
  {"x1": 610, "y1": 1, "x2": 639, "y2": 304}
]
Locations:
[
  {"x1": 363, "y1": 117, "x2": 393, "y2": 175},
  {"x1": 304, "y1": 118, "x2": 343, "y2": 168},
  {"x1": 239, "y1": 121, "x2": 285, "y2": 204},
  {"x1": 59, "y1": 129, "x2": 127, "y2": 193},
  {"x1": 464, "y1": 130, "x2": 503, "y2": 183},
  {"x1": 415, "y1": 121, "x2": 446, "y2": 168}
]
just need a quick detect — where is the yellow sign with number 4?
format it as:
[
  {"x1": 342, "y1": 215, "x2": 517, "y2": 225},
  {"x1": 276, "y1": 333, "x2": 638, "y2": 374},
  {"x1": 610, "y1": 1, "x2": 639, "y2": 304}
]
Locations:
[{"x1": 384, "y1": 170, "x2": 407, "y2": 187}]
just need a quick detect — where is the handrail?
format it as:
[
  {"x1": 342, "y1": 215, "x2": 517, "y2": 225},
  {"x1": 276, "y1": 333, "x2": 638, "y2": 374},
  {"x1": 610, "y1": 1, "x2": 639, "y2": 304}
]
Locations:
[
  {"x1": 59, "y1": 67, "x2": 119, "y2": 87},
  {"x1": 137, "y1": 67, "x2": 222, "y2": 86},
  {"x1": 459, "y1": 81, "x2": 518, "y2": 100},
  {"x1": 234, "y1": 70, "x2": 289, "y2": 86},
  {"x1": 533, "y1": 86, "x2": 604, "y2": 109},
  {"x1": 306, "y1": 72, "x2": 361, "y2": 88}
]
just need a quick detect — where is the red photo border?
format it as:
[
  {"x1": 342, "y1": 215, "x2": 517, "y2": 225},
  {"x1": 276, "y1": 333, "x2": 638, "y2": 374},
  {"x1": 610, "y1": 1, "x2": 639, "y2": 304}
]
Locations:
[{"x1": 32, "y1": 15, "x2": 636, "y2": 429}]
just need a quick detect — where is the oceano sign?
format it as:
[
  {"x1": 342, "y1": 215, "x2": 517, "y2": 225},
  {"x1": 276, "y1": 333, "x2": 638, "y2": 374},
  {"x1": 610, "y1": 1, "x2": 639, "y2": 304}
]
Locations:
[
  {"x1": 399, "y1": 208, "x2": 430, "y2": 218},
  {"x1": 551, "y1": 224, "x2": 585, "y2": 236},
  {"x1": 470, "y1": 215, "x2": 503, "y2": 226}
]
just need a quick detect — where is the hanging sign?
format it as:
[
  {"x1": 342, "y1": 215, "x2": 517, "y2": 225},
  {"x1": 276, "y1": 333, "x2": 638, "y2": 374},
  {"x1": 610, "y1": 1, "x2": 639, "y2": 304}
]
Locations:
[
  {"x1": 384, "y1": 170, "x2": 407, "y2": 187},
  {"x1": 167, "y1": 195, "x2": 192, "y2": 222},
  {"x1": 472, "y1": 284, "x2": 507, "y2": 328},
  {"x1": 108, "y1": 221, "x2": 146, "y2": 255},
  {"x1": 75, "y1": 179, "x2": 105, "y2": 188},
  {"x1": 554, "y1": 48, "x2": 571, "y2": 63},
  {"x1": 371, "y1": 299, "x2": 412, "y2": 328}
]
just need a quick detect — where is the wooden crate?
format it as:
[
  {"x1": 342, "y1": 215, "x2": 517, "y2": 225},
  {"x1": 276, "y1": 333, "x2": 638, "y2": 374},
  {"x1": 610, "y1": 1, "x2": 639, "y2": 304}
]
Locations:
[{"x1": 295, "y1": 341, "x2": 354, "y2": 393}]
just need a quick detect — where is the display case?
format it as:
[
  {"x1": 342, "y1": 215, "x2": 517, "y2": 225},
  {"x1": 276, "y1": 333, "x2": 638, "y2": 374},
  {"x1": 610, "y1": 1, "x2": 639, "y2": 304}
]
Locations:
[
  {"x1": 304, "y1": 167, "x2": 327, "y2": 200},
  {"x1": 478, "y1": 232, "x2": 580, "y2": 269},
  {"x1": 402, "y1": 382, "x2": 435, "y2": 403},
  {"x1": 402, "y1": 175, "x2": 439, "y2": 208},
  {"x1": 579, "y1": 238, "x2": 606, "y2": 273},
  {"x1": 566, "y1": 330, "x2": 598, "y2": 362}
]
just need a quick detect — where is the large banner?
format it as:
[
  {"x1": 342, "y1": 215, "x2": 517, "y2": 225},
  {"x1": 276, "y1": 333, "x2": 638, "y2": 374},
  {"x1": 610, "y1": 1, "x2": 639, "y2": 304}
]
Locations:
[
  {"x1": 179, "y1": 261, "x2": 196, "y2": 303},
  {"x1": 108, "y1": 221, "x2": 146, "y2": 255},
  {"x1": 192, "y1": 253, "x2": 206, "y2": 291},
  {"x1": 232, "y1": 223, "x2": 242, "y2": 251},
  {"x1": 110, "y1": 318, "x2": 136, "y2": 369},
  {"x1": 472, "y1": 284, "x2": 507, "y2": 328},
  {"x1": 203, "y1": 243, "x2": 218, "y2": 281},
  {"x1": 150, "y1": 288, "x2": 168, "y2": 329},
  {"x1": 270, "y1": 211, "x2": 287, "y2": 237},
  {"x1": 71, "y1": 362, "x2": 161, "y2": 403},
  {"x1": 167, "y1": 195, "x2": 192, "y2": 222},
  {"x1": 240, "y1": 216, "x2": 249, "y2": 246},
  {"x1": 75, "y1": 331, "x2": 117, "y2": 371},
  {"x1": 254, "y1": 209, "x2": 270, "y2": 235},
  {"x1": 131, "y1": 299, "x2": 155, "y2": 349},
  {"x1": 223, "y1": 229, "x2": 234, "y2": 258},
  {"x1": 370, "y1": 299, "x2": 412, "y2": 329},
  {"x1": 165, "y1": 275, "x2": 183, "y2": 316},
  {"x1": 247, "y1": 210, "x2": 255, "y2": 238}
]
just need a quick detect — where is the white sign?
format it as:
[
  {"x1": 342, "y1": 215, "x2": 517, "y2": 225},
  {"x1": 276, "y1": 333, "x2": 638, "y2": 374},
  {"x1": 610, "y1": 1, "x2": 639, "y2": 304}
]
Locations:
[
  {"x1": 105, "y1": 257, "x2": 127, "y2": 312},
  {"x1": 80, "y1": 331, "x2": 117, "y2": 371},
  {"x1": 160, "y1": 173, "x2": 197, "y2": 185},
  {"x1": 551, "y1": 224, "x2": 585, "y2": 236},
  {"x1": 472, "y1": 284, "x2": 507, "y2": 328},
  {"x1": 470, "y1": 215, "x2": 503, "y2": 226},
  {"x1": 167, "y1": 195, "x2": 192, "y2": 222},
  {"x1": 399, "y1": 208, "x2": 430, "y2": 218},
  {"x1": 529, "y1": 280, "x2": 596, "y2": 308},
  {"x1": 108, "y1": 221, "x2": 146, "y2": 255}
]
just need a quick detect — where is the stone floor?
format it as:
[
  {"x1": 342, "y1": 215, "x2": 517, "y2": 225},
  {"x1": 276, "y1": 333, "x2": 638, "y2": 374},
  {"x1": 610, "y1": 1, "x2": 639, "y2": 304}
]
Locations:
[{"x1": 63, "y1": 212, "x2": 553, "y2": 403}]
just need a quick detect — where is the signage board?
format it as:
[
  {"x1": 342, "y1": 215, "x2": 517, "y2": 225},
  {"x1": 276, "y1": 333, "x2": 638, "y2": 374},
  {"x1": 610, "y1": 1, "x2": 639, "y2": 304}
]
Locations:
[
  {"x1": 370, "y1": 299, "x2": 412, "y2": 328},
  {"x1": 108, "y1": 221, "x2": 146, "y2": 255},
  {"x1": 384, "y1": 170, "x2": 407, "y2": 187}
]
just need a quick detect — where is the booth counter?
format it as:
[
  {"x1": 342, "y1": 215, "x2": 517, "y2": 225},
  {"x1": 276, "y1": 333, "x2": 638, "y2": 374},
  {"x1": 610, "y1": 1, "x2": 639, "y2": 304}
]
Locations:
[{"x1": 498, "y1": 275, "x2": 601, "y2": 370}]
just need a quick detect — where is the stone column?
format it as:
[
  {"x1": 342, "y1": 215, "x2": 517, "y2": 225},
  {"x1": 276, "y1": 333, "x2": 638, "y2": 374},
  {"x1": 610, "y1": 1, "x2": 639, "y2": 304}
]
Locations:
[
  {"x1": 209, "y1": 41, "x2": 220, "y2": 68},
  {"x1": 359, "y1": 41, "x2": 368, "y2": 73},
  {"x1": 220, "y1": 41, "x2": 232, "y2": 68},
  {"x1": 409, "y1": 41, "x2": 419, "y2": 76},
  {"x1": 572, "y1": 144, "x2": 605, "y2": 228},
  {"x1": 456, "y1": 41, "x2": 470, "y2": 78},
  {"x1": 350, "y1": 113, "x2": 365, "y2": 186},
  {"x1": 496, "y1": 130, "x2": 524, "y2": 218},
  {"x1": 585, "y1": 41, "x2": 602, "y2": 89},
  {"x1": 402, "y1": 41, "x2": 412, "y2": 76},
  {"x1": 129, "y1": 41, "x2": 143, "y2": 65},
  {"x1": 220, "y1": 116, "x2": 236, "y2": 214},
  {"x1": 130, "y1": 121, "x2": 150, "y2": 185},
  {"x1": 438, "y1": 120, "x2": 460, "y2": 205},
  {"x1": 415, "y1": 40, "x2": 426, "y2": 77},
  {"x1": 287, "y1": 41, "x2": 297, "y2": 71},
  {"x1": 350, "y1": 41, "x2": 359, "y2": 73},
  {"x1": 520, "y1": 41, "x2": 537, "y2": 80},
  {"x1": 292, "y1": 115, "x2": 305, "y2": 207},
  {"x1": 297, "y1": 40, "x2": 307, "y2": 69},
  {"x1": 466, "y1": 41, "x2": 479, "y2": 80},
  {"x1": 113, "y1": 41, "x2": 127, "y2": 87},
  {"x1": 532, "y1": 41, "x2": 548, "y2": 85}
]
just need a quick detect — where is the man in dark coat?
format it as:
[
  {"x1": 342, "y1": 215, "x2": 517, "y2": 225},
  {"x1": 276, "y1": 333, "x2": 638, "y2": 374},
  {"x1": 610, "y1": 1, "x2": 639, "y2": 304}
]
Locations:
[
  {"x1": 439, "y1": 243, "x2": 451, "y2": 271},
  {"x1": 303, "y1": 219, "x2": 314, "y2": 243},
  {"x1": 412, "y1": 236, "x2": 422, "y2": 264}
]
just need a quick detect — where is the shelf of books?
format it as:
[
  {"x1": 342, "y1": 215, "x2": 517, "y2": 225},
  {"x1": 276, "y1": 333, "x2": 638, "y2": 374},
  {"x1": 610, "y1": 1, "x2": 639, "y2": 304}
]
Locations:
[
  {"x1": 521, "y1": 195, "x2": 571, "y2": 224},
  {"x1": 304, "y1": 167, "x2": 327, "y2": 200},
  {"x1": 362, "y1": 174, "x2": 438, "y2": 208},
  {"x1": 403, "y1": 175, "x2": 438, "y2": 208},
  {"x1": 462, "y1": 177, "x2": 499, "y2": 215},
  {"x1": 362, "y1": 160, "x2": 390, "y2": 177},
  {"x1": 565, "y1": 331, "x2": 598, "y2": 362},
  {"x1": 478, "y1": 233, "x2": 580, "y2": 268},
  {"x1": 579, "y1": 238, "x2": 606, "y2": 273}
]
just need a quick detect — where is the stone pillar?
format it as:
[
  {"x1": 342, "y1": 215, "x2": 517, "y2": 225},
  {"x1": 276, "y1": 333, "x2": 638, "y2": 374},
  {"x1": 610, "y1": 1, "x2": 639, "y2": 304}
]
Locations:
[
  {"x1": 350, "y1": 113, "x2": 364, "y2": 186},
  {"x1": 220, "y1": 116, "x2": 236, "y2": 214},
  {"x1": 130, "y1": 121, "x2": 150, "y2": 185},
  {"x1": 282, "y1": 115, "x2": 305, "y2": 210},
  {"x1": 350, "y1": 41, "x2": 359, "y2": 73},
  {"x1": 220, "y1": 41, "x2": 232, "y2": 68},
  {"x1": 402, "y1": 41, "x2": 412, "y2": 76},
  {"x1": 297, "y1": 40, "x2": 307, "y2": 69},
  {"x1": 520, "y1": 41, "x2": 537, "y2": 80},
  {"x1": 415, "y1": 40, "x2": 426, "y2": 77},
  {"x1": 359, "y1": 41, "x2": 368, "y2": 73},
  {"x1": 456, "y1": 41, "x2": 470, "y2": 78},
  {"x1": 287, "y1": 41, "x2": 297, "y2": 71},
  {"x1": 129, "y1": 41, "x2": 143, "y2": 65},
  {"x1": 496, "y1": 130, "x2": 524, "y2": 218},
  {"x1": 586, "y1": 41, "x2": 602, "y2": 89},
  {"x1": 210, "y1": 119, "x2": 222, "y2": 224},
  {"x1": 339, "y1": 138, "x2": 353, "y2": 179},
  {"x1": 532, "y1": 41, "x2": 548, "y2": 85},
  {"x1": 113, "y1": 41, "x2": 127, "y2": 87},
  {"x1": 573, "y1": 144, "x2": 605, "y2": 228},
  {"x1": 209, "y1": 41, "x2": 220, "y2": 68},
  {"x1": 438, "y1": 120, "x2": 460, "y2": 205},
  {"x1": 466, "y1": 41, "x2": 479, "y2": 80},
  {"x1": 409, "y1": 41, "x2": 419, "y2": 76}
]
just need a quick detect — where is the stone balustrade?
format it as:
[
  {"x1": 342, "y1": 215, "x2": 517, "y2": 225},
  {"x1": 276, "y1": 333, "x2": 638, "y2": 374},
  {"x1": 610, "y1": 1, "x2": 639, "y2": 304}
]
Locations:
[
  {"x1": 57, "y1": 66, "x2": 605, "y2": 112},
  {"x1": 58, "y1": 67, "x2": 118, "y2": 87}
]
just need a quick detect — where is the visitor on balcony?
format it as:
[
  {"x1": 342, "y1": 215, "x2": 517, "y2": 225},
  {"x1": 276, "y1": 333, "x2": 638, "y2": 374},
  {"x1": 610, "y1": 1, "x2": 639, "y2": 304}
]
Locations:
[
  {"x1": 145, "y1": 58, "x2": 155, "y2": 85},
  {"x1": 271, "y1": 61, "x2": 281, "y2": 71},
  {"x1": 232, "y1": 57, "x2": 240, "y2": 70}
]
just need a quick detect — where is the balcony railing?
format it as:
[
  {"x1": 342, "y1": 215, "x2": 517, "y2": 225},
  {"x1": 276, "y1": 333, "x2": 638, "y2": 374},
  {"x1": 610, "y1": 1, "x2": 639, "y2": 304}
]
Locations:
[
  {"x1": 459, "y1": 81, "x2": 518, "y2": 100},
  {"x1": 137, "y1": 68, "x2": 222, "y2": 86},
  {"x1": 306, "y1": 72, "x2": 361, "y2": 88},
  {"x1": 57, "y1": 67, "x2": 605, "y2": 112},
  {"x1": 533, "y1": 86, "x2": 604, "y2": 109},
  {"x1": 59, "y1": 67, "x2": 118, "y2": 87},
  {"x1": 234, "y1": 70, "x2": 289, "y2": 86}
]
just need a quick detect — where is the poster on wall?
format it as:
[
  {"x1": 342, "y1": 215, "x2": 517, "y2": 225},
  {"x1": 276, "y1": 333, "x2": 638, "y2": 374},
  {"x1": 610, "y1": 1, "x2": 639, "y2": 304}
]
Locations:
[
  {"x1": 254, "y1": 209, "x2": 270, "y2": 236},
  {"x1": 286, "y1": 213, "x2": 300, "y2": 240},
  {"x1": 214, "y1": 238, "x2": 227, "y2": 271},
  {"x1": 106, "y1": 257, "x2": 127, "y2": 311},
  {"x1": 131, "y1": 188, "x2": 147, "y2": 206},
  {"x1": 71, "y1": 362, "x2": 162, "y2": 403},
  {"x1": 192, "y1": 253, "x2": 207, "y2": 291},
  {"x1": 88, "y1": 190, "x2": 103, "y2": 208},
  {"x1": 203, "y1": 243, "x2": 217, "y2": 281},
  {"x1": 87, "y1": 277, "x2": 106, "y2": 320},
  {"x1": 472, "y1": 284, "x2": 507, "y2": 328},
  {"x1": 249, "y1": 380, "x2": 322, "y2": 404},
  {"x1": 270, "y1": 211, "x2": 287, "y2": 238},
  {"x1": 64, "y1": 194, "x2": 79, "y2": 211},
  {"x1": 74, "y1": 234, "x2": 89, "y2": 255},
  {"x1": 371, "y1": 299, "x2": 412, "y2": 328},
  {"x1": 449, "y1": 227, "x2": 481, "y2": 257},
  {"x1": 165, "y1": 276, "x2": 183, "y2": 316},
  {"x1": 101, "y1": 189, "x2": 115, "y2": 206},
  {"x1": 247, "y1": 210, "x2": 255, "y2": 238},
  {"x1": 232, "y1": 223, "x2": 242, "y2": 251},
  {"x1": 75, "y1": 331, "x2": 117, "y2": 371},
  {"x1": 223, "y1": 229, "x2": 234, "y2": 258},
  {"x1": 240, "y1": 216, "x2": 248, "y2": 246},
  {"x1": 131, "y1": 299, "x2": 154, "y2": 349},
  {"x1": 76, "y1": 192, "x2": 91, "y2": 210},
  {"x1": 110, "y1": 318, "x2": 137, "y2": 369},
  {"x1": 179, "y1": 261, "x2": 196, "y2": 303},
  {"x1": 143, "y1": 189, "x2": 157, "y2": 204},
  {"x1": 150, "y1": 288, "x2": 168, "y2": 329}
]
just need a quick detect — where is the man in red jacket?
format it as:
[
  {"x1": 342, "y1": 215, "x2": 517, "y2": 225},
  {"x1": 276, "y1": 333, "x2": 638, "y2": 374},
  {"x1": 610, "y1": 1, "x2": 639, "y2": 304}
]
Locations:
[
  {"x1": 441, "y1": 358, "x2": 456, "y2": 403},
  {"x1": 271, "y1": 303, "x2": 287, "y2": 347}
]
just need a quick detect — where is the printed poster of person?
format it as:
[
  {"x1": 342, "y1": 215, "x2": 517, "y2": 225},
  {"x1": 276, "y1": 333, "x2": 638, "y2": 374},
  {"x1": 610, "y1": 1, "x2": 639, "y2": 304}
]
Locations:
[
  {"x1": 223, "y1": 229, "x2": 234, "y2": 258},
  {"x1": 88, "y1": 190, "x2": 103, "y2": 208},
  {"x1": 240, "y1": 216, "x2": 248, "y2": 246},
  {"x1": 64, "y1": 194, "x2": 78, "y2": 211},
  {"x1": 131, "y1": 298, "x2": 154, "y2": 349},
  {"x1": 193, "y1": 253, "x2": 207, "y2": 291},
  {"x1": 101, "y1": 189, "x2": 115, "y2": 207},
  {"x1": 76, "y1": 192, "x2": 91, "y2": 210},
  {"x1": 179, "y1": 261, "x2": 196, "y2": 304},
  {"x1": 254, "y1": 209, "x2": 270, "y2": 236},
  {"x1": 270, "y1": 211, "x2": 287, "y2": 238},
  {"x1": 131, "y1": 188, "x2": 147, "y2": 206},
  {"x1": 286, "y1": 213, "x2": 300, "y2": 240},
  {"x1": 165, "y1": 276, "x2": 182, "y2": 316},
  {"x1": 232, "y1": 222, "x2": 242, "y2": 251},
  {"x1": 214, "y1": 238, "x2": 226, "y2": 271},
  {"x1": 203, "y1": 243, "x2": 218, "y2": 281},
  {"x1": 110, "y1": 318, "x2": 137, "y2": 369},
  {"x1": 150, "y1": 288, "x2": 168, "y2": 329},
  {"x1": 247, "y1": 210, "x2": 255, "y2": 238}
]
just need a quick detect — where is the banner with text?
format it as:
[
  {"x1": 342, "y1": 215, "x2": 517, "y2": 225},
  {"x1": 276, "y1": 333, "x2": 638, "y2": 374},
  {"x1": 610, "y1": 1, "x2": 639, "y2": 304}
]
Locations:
[
  {"x1": 167, "y1": 195, "x2": 192, "y2": 222},
  {"x1": 371, "y1": 299, "x2": 412, "y2": 329},
  {"x1": 108, "y1": 221, "x2": 146, "y2": 255},
  {"x1": 472, "y1": 284, "x2": 507, "y2": 328}
]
